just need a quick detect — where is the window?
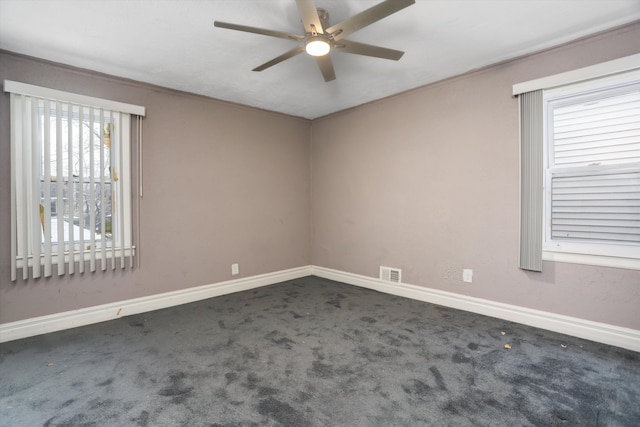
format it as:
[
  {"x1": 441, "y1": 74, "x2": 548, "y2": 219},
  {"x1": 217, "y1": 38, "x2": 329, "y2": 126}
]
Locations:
[
  {"x1": 515, "y1": 55, "x2": 640, "y2": 271},
  {"x1": 6, "y1": 81, "x2": 145, "y2": 280},
  {"x1": 543, "y1": 74, "x2": 640, "y2": 267}
]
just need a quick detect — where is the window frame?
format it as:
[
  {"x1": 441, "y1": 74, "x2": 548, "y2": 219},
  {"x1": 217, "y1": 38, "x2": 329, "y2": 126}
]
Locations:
[{"x1": 541, "y1": 71, "x2": 640, "y2": 270}]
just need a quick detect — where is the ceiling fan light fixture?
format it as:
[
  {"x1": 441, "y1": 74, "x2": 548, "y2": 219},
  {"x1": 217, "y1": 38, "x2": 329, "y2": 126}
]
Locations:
[{"x1": 305, "y1": 36, "x2": 330, "y2": 56}]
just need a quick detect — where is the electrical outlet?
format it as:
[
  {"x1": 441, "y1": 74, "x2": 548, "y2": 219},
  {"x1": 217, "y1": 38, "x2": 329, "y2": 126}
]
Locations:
[
  {"x1": 463, "y1": 269, "x2": 473, "y2": 283},
  {"x1": 232, "y1": 263, "x2": 239, "y2": 276}
]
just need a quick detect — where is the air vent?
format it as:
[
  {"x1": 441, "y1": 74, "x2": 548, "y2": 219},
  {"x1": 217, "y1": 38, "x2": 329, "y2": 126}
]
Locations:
[{"x1": 380, "y1": 266, "x2": 401, "y2": 284}]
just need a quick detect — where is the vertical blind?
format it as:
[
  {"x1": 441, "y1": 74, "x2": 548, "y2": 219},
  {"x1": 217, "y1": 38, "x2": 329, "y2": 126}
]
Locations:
[
  {"x1": 6, "y1": 81, "x2": 145, "y2": 281},
  {"x1": 519, "y1": 90, "x2": 544, "y2": 272}
]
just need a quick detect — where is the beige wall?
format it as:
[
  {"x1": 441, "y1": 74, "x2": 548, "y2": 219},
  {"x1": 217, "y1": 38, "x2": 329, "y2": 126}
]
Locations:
[
  {"x1": 0, "y1": 52, "x2": 311, "y2": 323},
  {"x1": 311, "y1": 22, "x2": 640, "y2": 330}
]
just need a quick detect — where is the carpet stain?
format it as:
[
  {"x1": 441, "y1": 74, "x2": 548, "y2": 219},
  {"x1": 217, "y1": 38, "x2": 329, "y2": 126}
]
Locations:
[
  {"x1": 402, "y1": 379, "x2": 431, "y2": 397},
  {"x1": 97, "y1": 378, "x2": 114, "y2": 387},
  {"x1": 215, "y1": 388, "x2": 229, "y2": 399},
  {"x1": 242, "y1": 348, "x2": 259, "y2": 360},
  {"x1": 211, "y1": 423, "x2": 257, "y2": 427},
  {"x1": 225, "y1": 372, "x2": 238, "y2": 385},
  {"x1": 59, "y1": 399, "x2": 75, "y2": 408},
  {"x1": 88, "y1": 397, "x2": 115, "y2": 410},
  {"x1": 258, "y1": 397, "x2": 309, "y2": 426},
  {"x1": 244, "y1": 373, "x2": 260, "y2": 390},
  {"x1": 265, "y1": 330, "x2": 295, "y2": 349},
  {"x1": 452, "y1": 351, "x2": 472, "y2": 364},
  {"x1": 311, "y1": 347, "x2": 325, "y2": 360},
  {"x1": 158, "y1": 371, "x2": 193, "y2": 404},
  {"x1": 258, "y1": 386, "x2": 280, "y2": 397},
  {"x1": 132, "y1": 410, "x2": 150, "y2": 427},
  {"x1": 43, "y1": 416, "x2": 57, "y2": 427},
  {"x1": 326, "y1": 293, "x2": 346, "y2": 308},
  {"x1": 430, "y1": 366, "x2": 448, "y2": 391},
  {"x1": 444, "y1": 400, "x2": 462, "y2": 415},
  {"x1": 379, "y1": 332, "x2": 402, "y2": 347},
  {"x1": 308, "y1": 361, "x2": 334, "y2": 379},
  {"x1": 297, "y1": 391, "x2": 313, "y2": 403},
  {"x1": 361, "y1": 345, "x2": 404, "y2": 360}
]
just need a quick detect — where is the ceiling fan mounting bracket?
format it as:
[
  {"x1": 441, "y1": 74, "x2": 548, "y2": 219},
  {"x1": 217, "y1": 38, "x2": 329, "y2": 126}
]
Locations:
[{"x1": 316, "y1": 8, "x2": 330, "y2": 30}]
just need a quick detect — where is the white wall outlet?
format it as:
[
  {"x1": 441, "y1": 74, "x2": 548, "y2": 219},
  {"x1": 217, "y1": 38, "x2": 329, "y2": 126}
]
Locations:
[
  {"x1": 463, "y1": 269, "x2": 473, "y2": 283},
  {"x1": 232, "y1": 263, "x2": 239, "y2": 276}
]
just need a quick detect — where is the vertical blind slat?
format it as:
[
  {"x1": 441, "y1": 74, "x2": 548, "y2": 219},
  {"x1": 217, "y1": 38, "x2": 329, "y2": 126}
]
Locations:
[
  {"x1": 89, "y1": 107, "x2": 96, "y2": 272},
  {"x1": 110, "y1": 119, "x2": 116, "y2": 270},
  {"x1": 10, "y1": 94, "x2": 20, "y2": 281},
  {"x1": 30, "y1": 97, "x2": 41, "y2": 278},
  {"x1": 118, "y1": 113, "x2": 125, "y2": 269},
  {"x1": 135, "y1": 116, "x2": 142, "y2": 268},
  {"x1": 519, "y1": 90, "x2": 544, "y2": 272},
  {"x1": 77, "y1": 105, "x2": 85, "y2": 274},
  {"x1": 100, "y1": 110, "x2": 106, "y2": 270},
  {"x1": 67, "y1": 103, "x2": 75, "y2": 275},
  {"x1": 19, "y1": 96, "x2": 29, "y2": 280},
  {"x1": 43, "y1": 99, "x2": 52, "y2": 277},
  {"x1": 56, "y1": 101, "x2": 65, "y2": 276}
]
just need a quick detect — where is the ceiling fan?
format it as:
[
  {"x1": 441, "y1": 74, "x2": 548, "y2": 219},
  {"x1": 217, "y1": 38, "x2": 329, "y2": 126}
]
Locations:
[{"x1": 214, "y1": 0, "x2": 415, "y2": 82}]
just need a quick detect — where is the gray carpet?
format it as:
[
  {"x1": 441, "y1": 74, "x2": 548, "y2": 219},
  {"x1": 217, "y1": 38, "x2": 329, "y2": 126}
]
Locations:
[{"x1": 1, "y1": 276, "x2": 639, "y2": 426}]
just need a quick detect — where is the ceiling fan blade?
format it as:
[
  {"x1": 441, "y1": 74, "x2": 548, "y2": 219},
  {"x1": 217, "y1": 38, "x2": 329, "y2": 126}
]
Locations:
[
  {"x1": 325, "y1": 0, "x2": 415, "y2": 41},
  {"x1": 336, "y1": 40, "x2": 404, "y2": 61},
  {"x1": 214, "y1": 21, "x2": 304, "y2": 42},
  {"x1": 316, "y1": 55, "x2": 336, "y2": 82},
  {"x1": 253, "y1": 46, "x2": 305, "y2": 72},
  {"x1": 295, "y1": 0, "x2": 324, "y2": 33}
]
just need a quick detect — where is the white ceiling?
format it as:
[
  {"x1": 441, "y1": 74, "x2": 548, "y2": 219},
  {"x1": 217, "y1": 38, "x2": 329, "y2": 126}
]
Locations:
[{"x1": 1, "y1": 0, "x2": 640, "y2": 119}]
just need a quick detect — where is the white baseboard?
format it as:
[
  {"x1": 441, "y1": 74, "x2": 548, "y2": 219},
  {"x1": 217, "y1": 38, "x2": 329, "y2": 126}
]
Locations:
[
  {"x1": 3, "y1": 264, "x2": 639, "y2": 352},
  {"x1": 311, "y1": 266, "x2": 640, "y2": 353},
  {"x1": 0, "y1": 266, "x2": 312, "y2": 343}
]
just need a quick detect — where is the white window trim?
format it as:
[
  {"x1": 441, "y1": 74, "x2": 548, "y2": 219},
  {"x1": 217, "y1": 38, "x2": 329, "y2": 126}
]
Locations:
[
  {"x1": 542, "y1": 251, "x2": 640, "y2": 270},
  {"x1": 4, "y1": 80, "x2": 146, "y2": 116},
  {"x1": 513, "y1": 53, "x2": 640, "y2": 96}
]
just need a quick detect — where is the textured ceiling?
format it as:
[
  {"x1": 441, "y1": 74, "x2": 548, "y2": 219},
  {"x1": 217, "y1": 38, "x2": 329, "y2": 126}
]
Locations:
[{"x1": 1, "y1": 0, "x2": 640, "y2": 119}]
